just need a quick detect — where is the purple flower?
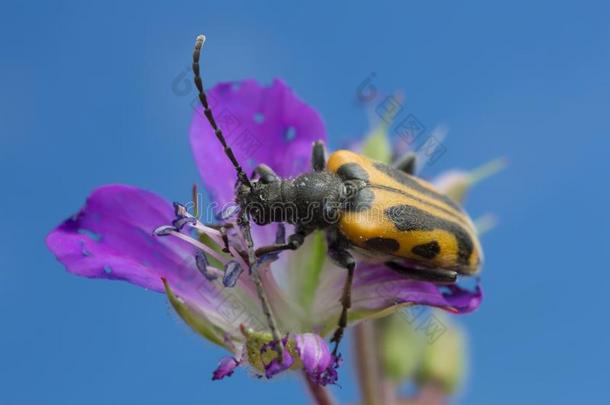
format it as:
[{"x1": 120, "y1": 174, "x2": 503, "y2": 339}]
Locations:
[
  {"x1": 295, "y1": 334, "x2": 340, "y2": 385},
  {"x1": 46, "y1": 79, "x2": 482, "y2": 385},
  {"x1": 212, "y1": 356, "x2": 240, "y2": 380},
  {"x1": 190, "y1": 79, "x2": 326, "y2": 208}
]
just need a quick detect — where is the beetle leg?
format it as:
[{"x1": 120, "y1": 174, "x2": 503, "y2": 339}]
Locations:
[
  {"x1": 203, "y1": 222, "x2": 234, "y2": 253},
  {"x1": 254, "y1": 227, "x2": 311, "y2": 257},
  {"x1": 252, "y1": 163, "x2": 280, "y2": 184},
  {"x1": 385, "y1": 261, "x2": 457, "y2": 284},
  {"x1": 392, "y1": 152, "x2": 417, "y2": 175},
  {"x1": 325, "y1": 228, "x2": 355, "y2": 356},
  {"x1": 327, "y1": 244, "x2": 355, "y2": 357},
  {"x1": 275, "y1": 223, "x2": 286, "y2": 244},
  {"x1": 312, "y1": 140, "x2": 326, "y2": 172}
]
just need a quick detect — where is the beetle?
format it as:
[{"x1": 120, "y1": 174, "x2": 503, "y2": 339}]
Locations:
[{"x1": 190, "y1": 35, "x2": 482, "y2": 357}]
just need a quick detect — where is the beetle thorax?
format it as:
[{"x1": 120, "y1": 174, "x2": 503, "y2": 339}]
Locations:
[{"x1": 243, "y1": 171, "x2": 344, "y2": 228}]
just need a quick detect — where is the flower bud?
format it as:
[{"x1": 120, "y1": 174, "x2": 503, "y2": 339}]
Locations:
[
  {"x1": 378, "y1": 312, "x2": 425, "y2": 381},
  {"x1": 415, "y1": 313, "x2": 467, "y2": 394}
]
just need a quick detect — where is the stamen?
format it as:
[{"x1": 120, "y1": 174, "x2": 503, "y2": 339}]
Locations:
[
  {"x1": 172, "y1": 216, "x2": 197, "y2": 231},
  {"x1": 219, "y1": 203, "x2": 241, "y2": 220},
  {"x1": 157, "y1": 199, "x2": 250, "y2": 271},
  {"x1": 192, "y1": 183, "x2": 199, "y2": 219},
  {"x1": 171, "y1": 199, "x2": 226, "y2": 246},
  {"x1": 226, "y1": 243, "x2": 249, "y2": 270},
  {"x1": 196, "y1": 251, "x2": 221, "y2": 281},
  {"x1": 223, "y1": 260, "x2": 244, "y2": 287},
  {"x1": 165, "y1": 229, "x2": 234, "y2": 266},
  {"x1": 190, "y1": 222, "x2": 223, "y2": 238},
  {"x1": 173, "y1": 202, "x2": 191, "y2": 218},
  {"x1": 153, "y1": 225, "x2": 178, "y2": 236}
]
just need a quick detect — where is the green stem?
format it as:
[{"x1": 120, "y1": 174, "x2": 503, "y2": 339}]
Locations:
[
  {"x1": 398, "y1": 382, "x2": 446, "y2": 405},
  {"x1": 373, "y1": 317, "x2": 398, "y2": 405},
  {"x1": 353, "y1": 322, "x2": 382, "y2": 405}
]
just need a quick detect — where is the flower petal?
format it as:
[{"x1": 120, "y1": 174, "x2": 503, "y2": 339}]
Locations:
[
  {"x1": 313, "y1": 262, "x2": 482, "y2": 334},
  {"x1": 163, "y1": 278, "x2": 226, "y2": 347},
  {"x1": 190, "y1": 79, "x2": 327, "y2": 207},
  {"x1": 212, "y1": 356, "x2": 241, "y2": 380},
  {"x1": 45, "y1": 184, "x2": 197, "y2": 293},
  {"x1": 263, "y1": 347, "x2": 294, "y2": 379},
  {"x1": 350, "y1": 264, "x2": 482, "y2": 314},
  {"x1": 294, "y1": 333, "x2": 339, "y2": 385},
  {"x1": 46, "y1": 184, "x2": 265, "y2": 346}
]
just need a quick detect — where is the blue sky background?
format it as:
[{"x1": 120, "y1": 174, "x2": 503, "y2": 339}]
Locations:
[{"x1": 1, "y1": 1, "x2": 609, "y2": 404}]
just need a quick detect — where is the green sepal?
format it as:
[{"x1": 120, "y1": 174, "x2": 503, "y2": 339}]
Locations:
[
  {"x1": 162, "y1": 278, "x2": 227, "y2": 348},
  {"x1": 444, "y1": 158, "x2": 507, "y2": 204},
  {"x1": 377, "y1": 313, "x2": 425, "y2": 381},
  {"x1": 198, "y1": 232, "x2": 227, "y2": 269},
  {"x1": 241, "y1": 327, "x2": 301, "y2": 372},
  {"x1": 415, "y1": 313, "x2": 466, "y2": 394},
  {"x1": 288, "y1": 231, "x2": 326, "y2": 326},
  {"x1": 361, "y1": 123, "x2": 392, "y2": 163}
]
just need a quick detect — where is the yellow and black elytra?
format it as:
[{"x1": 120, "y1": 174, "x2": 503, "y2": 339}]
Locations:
[
  {"x1": 190, "y1": 35, "x2": 482, "y2": 358},
  {"x1": 327, "y1": 150, "x2": 482, "y2": 276}
]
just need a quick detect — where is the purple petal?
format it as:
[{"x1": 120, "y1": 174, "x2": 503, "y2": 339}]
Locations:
[
  {"x1": 264, "y1": 350, "x2": 294, "y2": 379},
  {"x1": 312, "y1": 354, "x2": 341, "y2": 386},
  {"x1": 190, "y1": 79, "x2": 327, "y2": 207},
  {"x1": 44, "y1": 184, "x2": 259, "y2": 308},
  {"x1": 294, "y1": 333, "x2": 339, "y2": 385},
  {"x1": 212, "y1": 356, "x2": 240, "y2": 380},
  {"x1": 294, "y1": 333, "x2": 331, "y2": 375},
  {"x1": 46, "y1": 184, "x2": 267, "y2": 344},
  {"x1": 46, "y1": 184, "x2": 200, "y2": 293},
  {"x1": 262, "y1": 337, "x2": 295, "y2": 379},
  {"x1": 313, "y1": 262, "x2": 482, "y2": 330},
  {"x1": 351, "y1": 264, "x2": 482, "y2": 314}
]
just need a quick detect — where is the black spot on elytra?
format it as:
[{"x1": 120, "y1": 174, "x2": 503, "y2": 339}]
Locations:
[
  {"x1": 365, "y1": 237, "x2": 400, "y2": 253},
  {"x1": 373, "y1": 162, "x2": 461, "y2": 211},
  {"x1": 345, "y1": 187, "x2": 375, "y2": 212},
  {"x1": 337, "y1": 163, "x2": 369, "y2": 181},
  {"x1": 411, "y1": 241, "x2": 441, "y2": 259},
  {"x1": 385, "y1": 204, "x2": 473, "y2": 266},
  {"x1": 344, "y1": 186, "x2": 375, "y2": 212}
]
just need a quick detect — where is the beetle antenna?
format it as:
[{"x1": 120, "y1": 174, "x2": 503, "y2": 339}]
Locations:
[
  {"x1": 192, "y1": 34, "x2": 285, "y2": 358},
  {"x1": 192, "y1": 35, "x2": 251, "y2": 188}
]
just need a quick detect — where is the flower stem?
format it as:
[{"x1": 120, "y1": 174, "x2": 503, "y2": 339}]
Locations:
[
  {"x1": 397, "y1": 382, "x2": 446, "y2": 405},
  {"x1": 380, "y1": 379, "x2": 398, "y2": 405},
  {"x1": 353, "y1": 322, "x2": 382, "y2": 405},
  {"x1": 302, "y1": 372, "x2": 336, "y2": 405}
]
